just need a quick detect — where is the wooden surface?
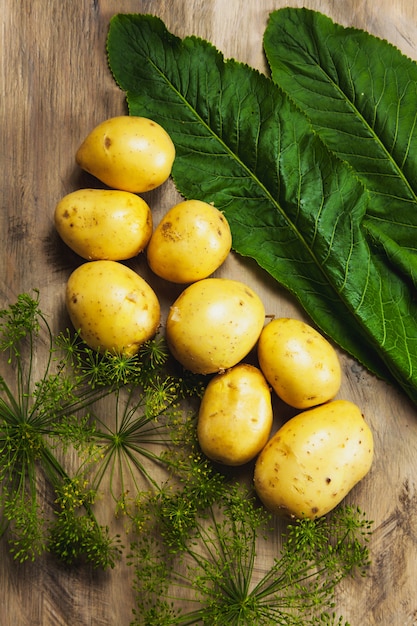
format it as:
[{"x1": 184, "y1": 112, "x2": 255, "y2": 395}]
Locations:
[{"x1": 1, "y1": 1, "x2": 417, "y2": 624}]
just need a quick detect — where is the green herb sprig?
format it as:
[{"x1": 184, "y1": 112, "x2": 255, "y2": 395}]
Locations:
[
  {"x1": 128, "y1": 446, "x2": 372, "y2": 625},
  {"x1": 0, "y1": 291, "x2": 203, "y2": 566},
  {"x1": 0, "y1": 291, "x2": 121, "y2": 565}
]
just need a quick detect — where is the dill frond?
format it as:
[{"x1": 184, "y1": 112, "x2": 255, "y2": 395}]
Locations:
[{"x1": 128, "y1": 475, "x2": 372, "y2": 625}]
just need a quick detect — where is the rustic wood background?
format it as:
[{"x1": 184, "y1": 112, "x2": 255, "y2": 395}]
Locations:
[{"x1": 1, "y1": 0, "x2": 417, "y2": 624}]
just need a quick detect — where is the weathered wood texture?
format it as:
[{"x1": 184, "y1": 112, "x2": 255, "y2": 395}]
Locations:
[{"x1": 1, "y1": 1, "x2": 417, "y2": 624}]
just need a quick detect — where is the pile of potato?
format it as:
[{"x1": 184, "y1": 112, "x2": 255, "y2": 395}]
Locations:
[{"x1": 54, "y1": 115, "x2": 374, "y2": 521}]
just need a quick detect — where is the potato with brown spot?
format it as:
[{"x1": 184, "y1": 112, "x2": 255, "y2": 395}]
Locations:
[
  {"x1": 254, "y1": 399, "x2": 374, "y2": 519},
  {"x1": 147, "y1": 199, "x2": 232, "y2": 283},
  {"x1": 197, "y1": 364, "x2": 273, "y2": 466},
  {"x1": 54, "y1": 188, "x2": 152, "y2": 260},
  {"x1": 75, "y1": 116, "x2": 175, "y2": 193},
  {"x1": 166, "y1": 278, "x2": 265, "y2": 374},
  {"x1": 65, "y1": 260, "x2": 160, "y2": 355},
  {"x1": 258, "y1": 317, "x2": 341, "y2": 409}
]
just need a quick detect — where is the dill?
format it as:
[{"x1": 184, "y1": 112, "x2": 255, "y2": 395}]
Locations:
[
  {"x1": 0, "y1": 291, "x2": 202, "y2": 566},
  {"x1": 128, "y1": 452, "x2": 372, "y2": 625},
  {"x1": 0, "y1": 291, "x2": 373, "y2": 624}
]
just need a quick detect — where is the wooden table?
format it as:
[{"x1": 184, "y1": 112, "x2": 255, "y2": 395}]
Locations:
[{"x1": 1, "y1": 1, "x2": 417, "y2": 624}]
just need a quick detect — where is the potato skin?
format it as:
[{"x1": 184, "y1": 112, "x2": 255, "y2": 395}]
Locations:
[
  {"x1": 65, "y1": 260, "x2": 160, "y2": 355},
  {"x1": 254, "y1": 400, "x2": 374, "y2": 519},
  {"x1": 166, "y1": 278, "x2": 265, "y2": 374},
  {"x1": 197, "y1": 364, "x2": 273, "y2": 466},
  {"x1": 75, "y1": 116, "x2": 175, "y2": 193},
  {"x1": 147, "y1": 199, "x2": 232, "y2": 283},
  {"x1": 54, "y1": 189, "x2": 152, "y2": 260},
  {"x1": 258, "y1": 318, "x2": 341, "y2": 409}
]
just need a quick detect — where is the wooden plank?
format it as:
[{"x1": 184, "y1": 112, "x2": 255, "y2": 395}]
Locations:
[{"x1": 1, "y1": 0, "x2": 417, "y2": 624}]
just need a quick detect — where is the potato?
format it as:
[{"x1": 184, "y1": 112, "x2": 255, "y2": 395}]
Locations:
[
  {"x1": 166, "y1": 278, "x2": 265, "y2": 374},
  {"x1": 197, "y1": 364, "x2": 273, "y2": 466},
  {"x1": 254, "y1": 399, "x2": 374, "y2": 519},
  {"x1": 54, "y1": 189, "x2": 152, "y2": 261},
  {"x1": 147, "y1": 199, "x2": 232, "y2": 283},
  {"x1": 75, "y1": 116, "x2": 175, "y2": 193},
  {"x1": 65, "y1": 260, "x2": 160, "y2": 355},
  {"x1": 258, "y1": 318, "x2": 341, "y2": 409}
]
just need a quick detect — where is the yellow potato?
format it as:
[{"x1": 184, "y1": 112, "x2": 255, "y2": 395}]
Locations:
[
  {"x1": 65, "y1": 260, "x2": 160, "y2": 355},
  {"x1": 75, "y1": 116, "x2": 175, "y2": 193},
  {"x1": 166, "y1": 278, "x2": 265, "y2": 374},
  {"x1": 147, "y1": 199, "x2": 232, "y2": 283},
  {"x1": 258, "y1": 317, "x2": 341, "y2": 409},
  {"x1": 254, "y1": 399, "x2": 374, "y2": 519},
  {"x1": 197, "y1": 364, "x2": 273, "y2": 466},
  {"x1": 54, "y1": 189, "x2": 152, "y2": 260}
]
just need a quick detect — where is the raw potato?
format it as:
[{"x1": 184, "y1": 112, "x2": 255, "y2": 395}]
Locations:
[
  {"x1": 54, "y1": 188, "x2": 152, "y2": 260},
  {"x1": 254, "y1": 399, "x2": 374, "y2": 519},
  {"x1": 197, "y1": 364, "x2": 273, "y2": 466},
  {"x1": 65, "y1": 260, "x2": 160, "y2": 355},
  {"x1": 258, "y1": 317, "x2": 341, "y2": 409},
  {"x1": 166, "y1": 278, "x2": 265, "y2": 374},
  {"x1": 147, "y1": 199, "x2": 232, "y2": 283},
  {"x1": 75, "y1": 116, "x2": 175, "y2": 193}
]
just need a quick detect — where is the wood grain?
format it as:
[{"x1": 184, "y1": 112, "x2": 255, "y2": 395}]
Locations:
[{"x1": 1, "y1": 1, "x2": 417, "y2": 624}]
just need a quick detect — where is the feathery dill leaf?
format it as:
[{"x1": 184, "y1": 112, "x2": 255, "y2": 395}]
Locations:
[
  {"x1": 0, "y1": 292, "x2": 204, "y2": 566},
  {"x1": 128, "y1": 465, "x2": 372, "y2": 625}
]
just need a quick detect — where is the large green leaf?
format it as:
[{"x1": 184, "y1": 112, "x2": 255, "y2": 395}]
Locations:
[
  {"x1": 107, "y1": 13, "x2": 417, "y2": 405},
  {"x1": 264, "y1": 8, "x2": 417, "y2": 288}
]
